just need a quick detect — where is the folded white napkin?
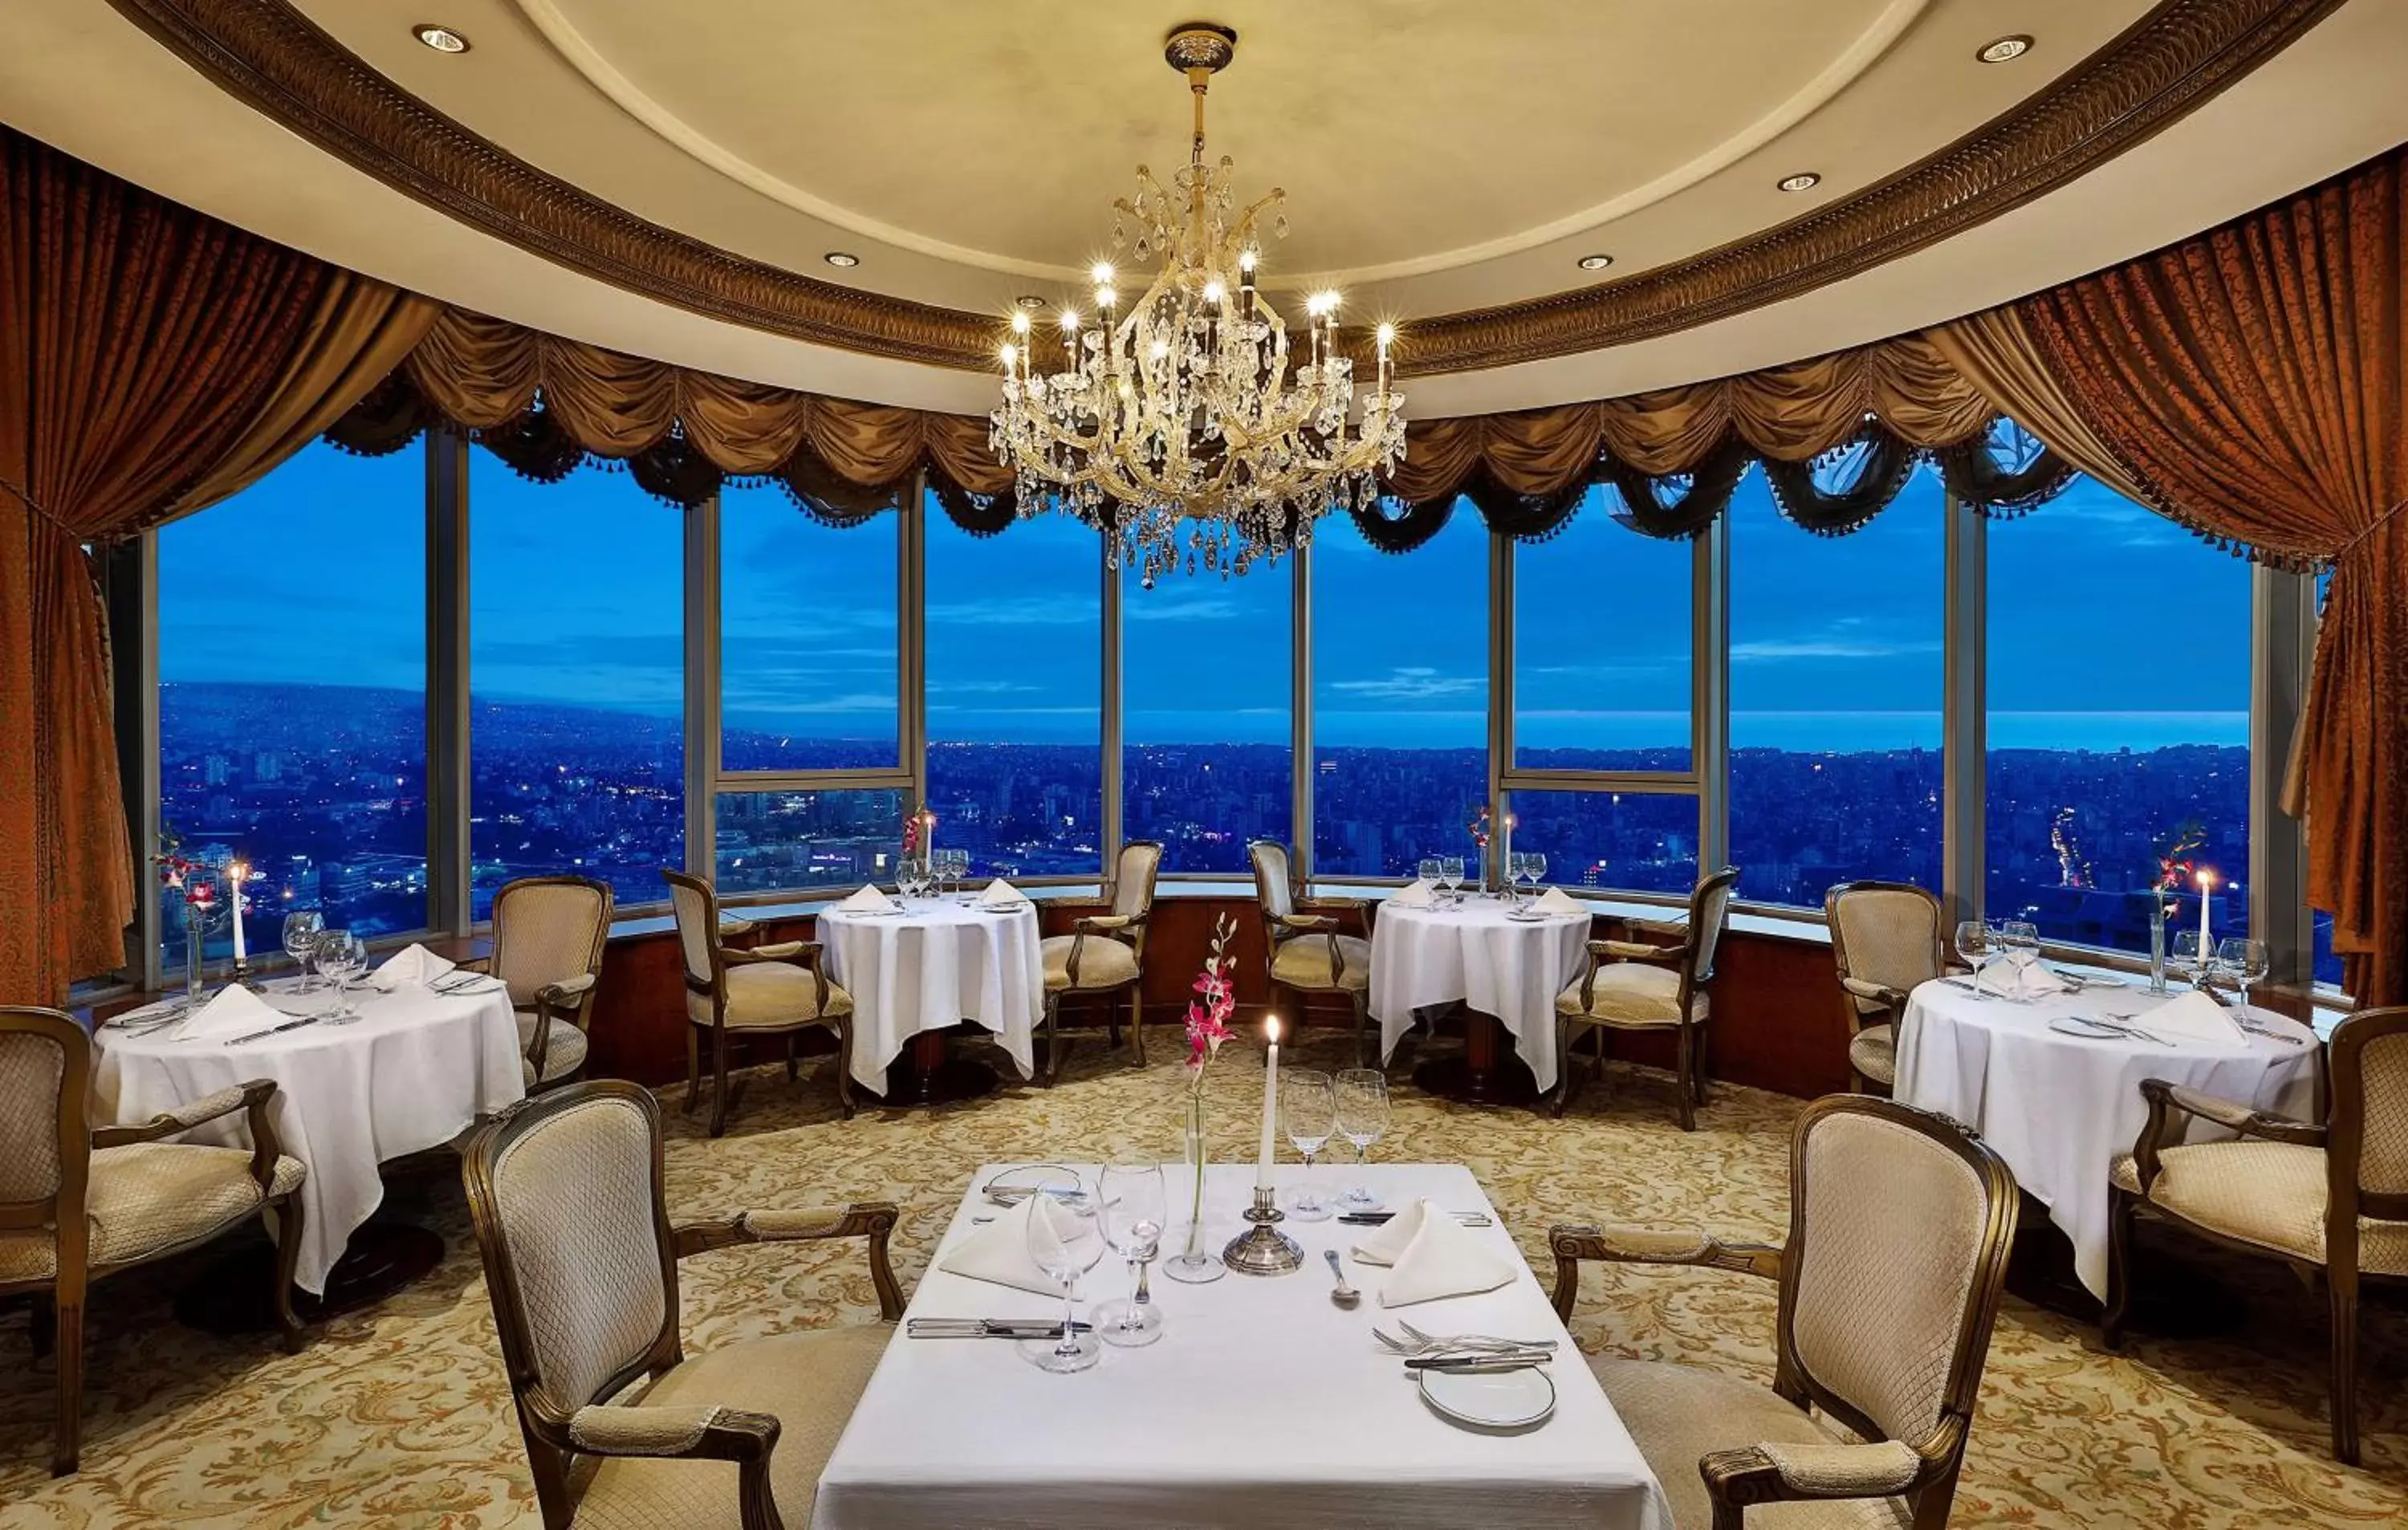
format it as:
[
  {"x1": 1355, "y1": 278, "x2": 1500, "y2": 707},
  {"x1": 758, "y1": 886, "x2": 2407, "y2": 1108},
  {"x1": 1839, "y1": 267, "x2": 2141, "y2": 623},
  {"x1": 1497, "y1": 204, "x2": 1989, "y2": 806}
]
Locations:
[
  {"x1": 937, "y1": 1193, "x2": 1083, "y2": 1297},
  {"x1": 1532, "y1": 886, "x2": 1584, "y2": 916},
  {"x1": 2142, "y1": 989, "x2": 2249, "y2": 1044},
  {"x1": 178, "y1": 983, "x2": 287, "y2": 1040},
  {"x1": 371, "y1": 942, "x2": 457, "y2": 991},
  {"x1": 1351, "y1": 1198, "x2": 1516, "y2": 1308},
  {"x1": 1389, "y1": 879, "x2": 1436, "y2": 909},
  {"x1": 980, "y1": 879, "x2": 1031, "y2": 906},
  {"x1": 838, "y1": 884, "x2": 897, "y2": 914},
  {"x1": 2002, "y1": 960, "x2": 2072, "y2": 999}
]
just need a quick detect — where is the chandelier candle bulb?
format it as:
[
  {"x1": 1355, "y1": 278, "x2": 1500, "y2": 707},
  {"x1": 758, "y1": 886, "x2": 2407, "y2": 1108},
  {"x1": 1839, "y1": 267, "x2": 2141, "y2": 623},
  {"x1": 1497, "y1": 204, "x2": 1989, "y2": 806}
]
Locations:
[{"x1": 1256, "y1": 1016, "x2": 1280, "y2": 1190}]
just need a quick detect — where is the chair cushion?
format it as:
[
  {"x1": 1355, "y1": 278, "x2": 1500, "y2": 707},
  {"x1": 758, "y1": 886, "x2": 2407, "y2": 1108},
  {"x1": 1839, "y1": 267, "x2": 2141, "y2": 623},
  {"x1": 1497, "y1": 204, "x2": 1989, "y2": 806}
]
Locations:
[
  {"x1": 1270, "y1": 934, "x2": 1373, "y2": 991},
  {"x1": 0, "y1": 1141, "x2": 307, "y2": 1283},
  {"x1": 573, "y1": 1324, "x2": 891, "y2": 1530},
  {"x1": 1847, "y1": 1024, "x2": 1897, "y2": 1088},
  {"x1": 2111, "y1": 1143, "x2": 2408, "y2": 1276},
  {"x1": 519, "y1": 1010, "x2": 592, "y2": 1088},
  {"x1": 1590, "y1": 1357, "x2": 1912, "y2": 1530},
  {"x1": 1557, "y1": 962, "x2": 1706, "y2": 1027},
  {"x1": 1041, "y1": 933, "x2": 1141, "y2": 991},
  {"x1": 689, "y1": 961, "x2": 853, "y2": 1030}
]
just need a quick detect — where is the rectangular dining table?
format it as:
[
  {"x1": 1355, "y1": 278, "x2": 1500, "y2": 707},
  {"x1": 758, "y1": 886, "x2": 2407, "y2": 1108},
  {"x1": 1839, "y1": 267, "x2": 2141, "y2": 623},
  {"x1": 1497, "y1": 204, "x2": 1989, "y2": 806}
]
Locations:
[{"x1": 815, "y1": 1162, "x2": 1671, "y2": 1530}]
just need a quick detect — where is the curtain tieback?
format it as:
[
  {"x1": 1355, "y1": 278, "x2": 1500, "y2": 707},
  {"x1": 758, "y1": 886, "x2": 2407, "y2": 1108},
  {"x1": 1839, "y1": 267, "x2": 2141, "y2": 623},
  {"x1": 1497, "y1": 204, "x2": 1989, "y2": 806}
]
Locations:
[
  {"x1": 0, "y1": 469, "x2": 75, "y2": 539},
  {"x1": 2332, "y1": 495, "x2": 2408, "y2": 564}
]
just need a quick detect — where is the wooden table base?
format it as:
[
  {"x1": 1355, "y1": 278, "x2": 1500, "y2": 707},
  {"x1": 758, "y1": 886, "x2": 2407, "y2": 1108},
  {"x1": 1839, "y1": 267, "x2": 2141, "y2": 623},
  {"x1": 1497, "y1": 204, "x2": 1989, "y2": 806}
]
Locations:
[
  {"x1": 1412, "y1": 1011, "x2": 1543, "y2": 1107},
  {"x1": 866, "y1": 1029, "x2": 1001, "y2": 1109},
  {"x1": 174, "y1": 1220, "x2": 446, "y2": 1334}
]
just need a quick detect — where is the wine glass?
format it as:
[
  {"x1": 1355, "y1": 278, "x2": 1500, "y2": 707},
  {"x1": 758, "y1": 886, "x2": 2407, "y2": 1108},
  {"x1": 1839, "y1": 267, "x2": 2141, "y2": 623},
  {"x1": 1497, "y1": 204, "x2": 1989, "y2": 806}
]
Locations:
[
  {"x1": 282, "y1": 910, "x2": 324, "y2": 992},
  {"x1": 315, "y1": 929, "x2": 367, "y2": 1022},
  {"x1": 1021, "y1": 1174, "x2": 1108, "y2": 1373},
  {"x1": 1092, "y1": 1162, "x2": 1166, "y2": 1347},
  {"x1": 2172, "y1": 930, "x2": 2209, "y2": 989},
  {"x1": 1333, "y1": 1068, "x2": 1390, "y2": 1211},
  {"x1": 1417, "y1": 857, "x2": 1442, "y2": 896},
  {"x1": 1954, "y1": 920, "x2": 1995, "y2": 1000},
  {"x1": 951, "y1": 848, "x2": 974, "y2": 901},
  {"x1": 1282, "y1": 1068, "x2": 1336, "y2": 1222},
  {"x1": 1525, "y1": 851, "x2": 1548, "y2": 897},
  {"x1": 2218, "y1": 937, "x2": 2269, "y2": 1009},
  {"x1": 1438, "y1": 856, "x2": 1466, "y2": 907},
  {"x1": 1999, "y1": 920, "x2": 2041, "y2": 1001}
]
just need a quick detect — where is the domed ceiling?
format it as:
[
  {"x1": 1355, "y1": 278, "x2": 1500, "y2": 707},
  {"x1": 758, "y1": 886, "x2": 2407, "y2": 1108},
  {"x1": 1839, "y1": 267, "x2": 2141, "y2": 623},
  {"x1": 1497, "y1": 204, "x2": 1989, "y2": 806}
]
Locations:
[{"x1": 7, "y1": 0, "x2": 2406, "y2": 413}]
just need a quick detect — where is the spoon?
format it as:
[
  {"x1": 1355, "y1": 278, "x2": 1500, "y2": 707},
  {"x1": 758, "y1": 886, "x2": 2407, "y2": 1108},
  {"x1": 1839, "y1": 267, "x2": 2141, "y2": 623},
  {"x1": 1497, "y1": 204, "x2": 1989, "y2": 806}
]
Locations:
[{"x1": 1324, "y1": 1249, "x2": 1361, "y2": 1309}]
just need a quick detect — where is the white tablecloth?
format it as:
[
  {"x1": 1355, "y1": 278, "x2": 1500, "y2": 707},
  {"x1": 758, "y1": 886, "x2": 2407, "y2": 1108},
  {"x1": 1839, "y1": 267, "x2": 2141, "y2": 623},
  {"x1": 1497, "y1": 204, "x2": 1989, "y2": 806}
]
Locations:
[
  {"x1": 1371, "y1": 901, "x2": 1592, "y2": 1092},
  {"x1": 819, "y1": 901, "x2": 1042, "y2": 1096},
  {"x1": 816, "y1": 1162, "x2": 1670, "y2": 1530},
  {"x1": 94, "y1": 978, "x2": 525, "y2": 1294},
  {"x1": 1894, "y1": 977, "x2": 2319, "y2": 1298}
]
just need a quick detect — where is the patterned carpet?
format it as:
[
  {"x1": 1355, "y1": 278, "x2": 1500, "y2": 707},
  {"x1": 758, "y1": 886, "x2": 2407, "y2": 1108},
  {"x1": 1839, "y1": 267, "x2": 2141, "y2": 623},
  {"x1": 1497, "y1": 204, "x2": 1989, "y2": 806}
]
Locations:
[{"x1": 2, "y1": 1027, "x2": 2401, "y2": 1528}]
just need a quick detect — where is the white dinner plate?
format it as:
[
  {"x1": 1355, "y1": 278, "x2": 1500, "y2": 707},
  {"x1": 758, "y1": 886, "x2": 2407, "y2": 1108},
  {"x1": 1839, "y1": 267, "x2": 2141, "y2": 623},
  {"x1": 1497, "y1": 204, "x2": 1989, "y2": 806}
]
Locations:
[
  {"x1": 1506, "y1": 909, "x2": 1550, "y2": 923},
  {"x1": 2061, "y1": 970, "x2": 2130, "y2": 988},
  {"x1": 2048, "y1": 1016, "x2": 2128, "y2": 1040},
  {"x1": 1417, "y1": 1364, "x2": 1556, "y2": 1430},
  {"x1": 979, "y1": 901, "x2": 1032, "y2": 914}
]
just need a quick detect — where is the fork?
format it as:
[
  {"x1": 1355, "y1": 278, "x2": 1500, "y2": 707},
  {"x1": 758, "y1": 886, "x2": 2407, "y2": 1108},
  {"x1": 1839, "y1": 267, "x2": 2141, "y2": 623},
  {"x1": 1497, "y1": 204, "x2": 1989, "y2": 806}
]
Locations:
[{"x1": 1376, "y1": 1320, "x2": 1557, "y2": 1355}]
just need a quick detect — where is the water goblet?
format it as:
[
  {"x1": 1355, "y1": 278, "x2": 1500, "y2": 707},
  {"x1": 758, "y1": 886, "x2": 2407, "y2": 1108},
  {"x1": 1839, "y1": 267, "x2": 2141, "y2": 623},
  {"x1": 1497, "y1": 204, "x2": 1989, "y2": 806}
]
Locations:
[
  {"x1": 2218, "y1": 937, "x2": 2269, "y2": 1009},
  {"x1": 315, "y1": 929, "x2": 367, "y2": 1022},
  {"x1": 1999, "y1": 920, "x2": 2041, "y2": 1001},
  {"x1": 282, "y1": 910, "x2": 324, "y2": 992},
  {"x1": 1282, "y1": 1068, "x2": 1336, "y2": 1222},
  {"x1": 1439, "y1": 857, "x2": 1466, "y2": 908},
  {"x1": 1954, "y1": 920, "x2": 1995, "y2": 1000},
  {"x1": 2171, "y1": 930, "x2": 2208, "y2": 988},
  {"x1": 1092, "y1": 1162, "x2": 1167, "y2": 1347},
  {"x1": 1526, "y1": 851, "x2": 1548, "y2": 895},
  {"x1": 1417, "y1": 857, "x2": 1442, "y2": 895},
  {"x1": 951, "y1": 849, "x2": 974, "y2": 901},
  {"x1": 1021, "y1": 1174, "x2": 1108, "y2": 1373},
  {"x1": 1334, "y1": 1067, "x2": 1390, "y2": 1211}
]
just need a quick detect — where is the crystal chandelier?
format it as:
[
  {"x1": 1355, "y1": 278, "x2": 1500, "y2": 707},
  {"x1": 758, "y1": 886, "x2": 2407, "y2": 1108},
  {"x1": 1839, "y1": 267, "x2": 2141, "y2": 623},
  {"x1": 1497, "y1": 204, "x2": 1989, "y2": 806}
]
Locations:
[{"x1": 989, "y1": 22, "x2": 1406, "y2": 583}]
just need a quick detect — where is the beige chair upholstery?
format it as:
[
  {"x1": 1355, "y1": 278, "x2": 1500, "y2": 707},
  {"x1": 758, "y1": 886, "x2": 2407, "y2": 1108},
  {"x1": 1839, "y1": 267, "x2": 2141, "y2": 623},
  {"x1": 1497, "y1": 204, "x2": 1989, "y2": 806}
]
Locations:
[
  {"x1": 1, "y1": 1007, "x2": 309, "y2": 1476},
  {"x1": 464, "y1": 876, "x2": 614, "y2": 1093},
  {"x1": 1038, "y1": 840, "x2": 1161, "y2": 1084},
  {"x1": 2106, "y1": 1006, "x2": 2408, "y2": 1465},
  {"x1": 1825, "y1": 882, "x2": 1944, "y2": 1094},
  {"x1": 1248, "y1": 839, "x2": 1377, "y2": 1066},
  {"x1": 663, "y1": 869, "x2": 854, "y2": 1136},
  {"x1": 462, "y1": 1083, "x2": 904, "y2": 1530},
  {"x1": 1552, "y1": 1097, "x2": 2018, "y2": 1530},
  {"x1": 1554, "y1": 867, "x2": 1740, "y2": 1130}
]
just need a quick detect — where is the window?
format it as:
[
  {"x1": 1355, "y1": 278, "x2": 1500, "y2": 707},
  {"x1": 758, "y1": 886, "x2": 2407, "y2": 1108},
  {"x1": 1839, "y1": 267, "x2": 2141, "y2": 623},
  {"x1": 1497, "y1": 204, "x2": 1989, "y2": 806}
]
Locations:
[
  {"x1": 1728, "y1": 466, "x2": 1945, "y2": 907},
  {"x1": 1986, "y1": 474, "x2": 2251, "y2": 956},
  {"x1": 158, "y1": 441, "x2": 429, "y2": 962},
  {"x1": 1313, "y1": 507, "x2": 1487, "y2": 877},
  {"x1": 719, "y1": 485, "x2": 900, "y2": 771},
  {"x1": 1513, "y1": 490, "x2": 1692, "y2": 771},
  {"x1": 1506, "y1": 787, "x2": 1699, "y2": 895},
  {"x1": 1123, "y1": 557, "x2": 1292, "y2": 873},
  {"x1": 468, "y1": 455, "x2": 685, "y2": 918},
  {"x1": 924, "y1": 497, "x2": 1104, "y2": 877},
  {"x1": 714, "y1": 787, "x2": 905, "y2": 896}
]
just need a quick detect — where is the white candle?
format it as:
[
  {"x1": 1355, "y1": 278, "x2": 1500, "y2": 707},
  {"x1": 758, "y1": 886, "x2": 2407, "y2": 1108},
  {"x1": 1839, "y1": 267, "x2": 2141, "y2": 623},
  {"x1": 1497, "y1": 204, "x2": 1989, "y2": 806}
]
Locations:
[
  {"x1": 2196, "y1": 870, "x2": 2214, "y2": 950},
  {"x1": 1255, "y1": 1016, "x2": 1280, "y2": 1190},
  {"x1": 228, "y1": 861, "x2": 248, "y2": 962},
  {"x1": 1499, "y1": 812, "x2": 1514, "y2": 891}
]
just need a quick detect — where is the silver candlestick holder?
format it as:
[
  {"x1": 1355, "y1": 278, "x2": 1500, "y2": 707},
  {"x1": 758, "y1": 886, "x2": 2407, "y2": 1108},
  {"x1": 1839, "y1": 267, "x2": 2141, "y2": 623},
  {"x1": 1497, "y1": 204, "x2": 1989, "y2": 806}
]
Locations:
[{"x1": 1222, "y1": 1185, "x2": 1304, "y2": 1276}]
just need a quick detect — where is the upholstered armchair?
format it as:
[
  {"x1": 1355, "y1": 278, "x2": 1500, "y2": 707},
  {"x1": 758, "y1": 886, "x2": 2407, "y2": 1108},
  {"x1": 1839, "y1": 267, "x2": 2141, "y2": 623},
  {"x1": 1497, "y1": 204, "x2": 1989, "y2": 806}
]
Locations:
[
  {"x1": 1553, "y1": 866, "x2": 1740, "y2": 1129},
  {"x1": 1823, "y1": 880, "x2": 1946, "y2": 1095},
  {"x1": 462, "y1": 1082, "x2": 904, "y2": 1529},
  {"x1": 458, "y1": 874, "x2": 614, "y2": 1094},
  {"x1": 662, "y1": 869, "x2": 855, "y2": 1135},
  {"x1": 1247, "y1": 840, "x2": 1376, "y2": 1066},
  {"x1": 1, "y1": 1006, "x2": 309, "y2": 1475},
  {"x1": 1551, "y1": 1096, "x2": 2019, "y2": 1530},
  {"x1": 1039, "y1": 839, "x2": 1162, "y2": 1084},
  {"x1": 2106, "y1": 1005, "x2": 2408, "y2": 1464}
]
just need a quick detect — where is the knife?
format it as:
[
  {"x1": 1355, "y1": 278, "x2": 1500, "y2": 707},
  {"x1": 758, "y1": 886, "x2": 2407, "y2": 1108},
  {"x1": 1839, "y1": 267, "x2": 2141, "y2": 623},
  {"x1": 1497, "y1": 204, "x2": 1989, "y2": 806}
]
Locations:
[
  {"x1": 1405, "y1": 1349, "x2": 1555, "y2": 1372},
  {"x1": 1339, "y1": 1211, "x2": 1492, "y2": 1227},
  {"x1": 907, "y1": 1318, "x2": 1093, "y2": 1338},
  {"x1": 223, "y1": 1014, "x2": 327, "y2": 1047}
]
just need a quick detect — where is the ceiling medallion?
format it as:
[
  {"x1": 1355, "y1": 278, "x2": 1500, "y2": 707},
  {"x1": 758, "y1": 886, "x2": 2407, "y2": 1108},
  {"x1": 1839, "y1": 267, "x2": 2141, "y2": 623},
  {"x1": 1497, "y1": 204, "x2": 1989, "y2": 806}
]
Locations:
[{"x1": 989, "y1": 22, "x2": 1405, "y2": 584}]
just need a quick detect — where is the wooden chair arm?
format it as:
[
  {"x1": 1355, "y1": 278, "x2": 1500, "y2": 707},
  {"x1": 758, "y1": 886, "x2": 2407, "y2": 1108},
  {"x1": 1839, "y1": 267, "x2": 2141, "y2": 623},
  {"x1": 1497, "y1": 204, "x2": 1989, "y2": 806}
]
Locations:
[
  {"x1": 673, "y1": 1202, "x2": 904, "y2": 1319},
  {"x1": 1594, "y1": 937, "x2": 1682, "y2": 962},
  {"x1": 1701, "y1": 1440, "x2": 1933, "y2": 1528},
  {"x1": 2131, "y1": 1077, "x2": 2325, "y2": 1190},
  {"x1": 725, "y1": 941, "x2": 810, "y2": 963},
  {"x1": 1269, "y1": 912, "x2": 1337, "y2": 934},
  {"x1": 1549, "y1": 1223, "x2": 1784, "y2": 1320},
  {"x1": 92, "y1": 1078, "x2": 270, "y2": 1149},
  {"x1": 546, "y1": 1404, "x2": 784, "y2": 1526},
  {"x1": 1626, "y1": 914, "x2": 1690, "y2": 940},
  {"x1": 1839, "y1": 976, "x2": 1910, "y2": 1009},
  {"x1": 1072, "y1": 914, "x2": 1135, "y2": 934}
]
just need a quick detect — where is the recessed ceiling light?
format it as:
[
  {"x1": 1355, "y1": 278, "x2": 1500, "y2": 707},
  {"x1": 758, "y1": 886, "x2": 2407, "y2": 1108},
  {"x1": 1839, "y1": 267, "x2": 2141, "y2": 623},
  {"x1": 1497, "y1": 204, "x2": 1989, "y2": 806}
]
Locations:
[
  {"x1": 823, "y1": 251, "x2": 860, "y2": 268},
  {"x1": 1977, "y1": 35, "x2": 2033, "y2": 64},
  {"x1": 1576, "y1": 254, "x2": 1613, "y2": 271},
  {"x1": 1777, "y1": 172, "x2": 1822, "y2": 193},
  {"x1": 1015, "y1": 294, "x2": 1047, "y2": 311},
  {"x1": 411, "y1": 23, "x2": 469, "y2": 54}
]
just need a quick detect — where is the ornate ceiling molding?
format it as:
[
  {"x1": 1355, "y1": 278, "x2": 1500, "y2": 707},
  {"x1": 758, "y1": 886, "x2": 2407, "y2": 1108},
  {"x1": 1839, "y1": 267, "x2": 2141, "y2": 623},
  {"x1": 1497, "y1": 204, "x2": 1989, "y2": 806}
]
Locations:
[{"x1": 107, "y1": 0, "x2": 2341, "y2": 380}]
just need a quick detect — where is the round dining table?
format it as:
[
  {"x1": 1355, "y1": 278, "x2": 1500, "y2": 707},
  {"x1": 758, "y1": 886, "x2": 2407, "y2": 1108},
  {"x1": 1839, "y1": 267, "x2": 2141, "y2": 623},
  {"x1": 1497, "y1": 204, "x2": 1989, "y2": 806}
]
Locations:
[
  {"x1": 1894, "y1": 973, "x2": 2319, "y2": 1301},
  {"x1": 817, "y1": 897, "x2": 1043, "y2": 1106},
  {"x1": 1370, "y1": 896, "x2": 1592, "y2": 1105}
]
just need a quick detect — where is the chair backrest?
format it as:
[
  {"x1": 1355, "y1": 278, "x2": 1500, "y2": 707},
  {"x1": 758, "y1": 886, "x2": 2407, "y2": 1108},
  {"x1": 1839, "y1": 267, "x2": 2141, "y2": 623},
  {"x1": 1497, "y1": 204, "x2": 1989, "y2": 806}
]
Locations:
[
  {"x1": 2331, "y1": 1007, "x2": 2408, "y2": 1225},
  {"x1": 1826, "y1": 881, "x2": 1945, "y2": 1011},
  {"x1": 659, "y1": 868, "x2": 721, "y2": 996},
  {"x1": 462, "y1": 1084, "x2": 679, "y2": 1434},
  {"x1": 1777, "y1": 1097, "x2": 2017, "y2": 1455},
  {"x1": 1686, "y1": 866, "x2": 1743, "y2": 987},
  {"x1": 1249, "y1": 840, "x2": 1295, "y2": 920},
  {"x1": 0, "y1": 1007, "x2": 90, "y2": 1277},
  {"x1": 490, "y1": 876, "x2": 615, "y2": 1009},
  {"x1": 1111, "y1": 840, "x2": 1164, "y2": 919}
]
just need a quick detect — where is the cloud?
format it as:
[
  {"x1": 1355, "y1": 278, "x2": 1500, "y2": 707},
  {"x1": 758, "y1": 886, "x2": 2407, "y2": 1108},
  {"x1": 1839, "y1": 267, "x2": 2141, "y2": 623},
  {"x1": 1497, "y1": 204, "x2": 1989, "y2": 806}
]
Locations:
[
  {"x1": 1729, "y1": 638, "x2": 1940, "y2": 662},
  {"x1": 925, "y1": 596, "x2": 1098, "y2": 627},
  {"x1": 1328, "y1": 666, "x2": 1483, "y2": 702},
  {"x1": 1125, "y1": 593, "x2": 1247, "y2": 622}
]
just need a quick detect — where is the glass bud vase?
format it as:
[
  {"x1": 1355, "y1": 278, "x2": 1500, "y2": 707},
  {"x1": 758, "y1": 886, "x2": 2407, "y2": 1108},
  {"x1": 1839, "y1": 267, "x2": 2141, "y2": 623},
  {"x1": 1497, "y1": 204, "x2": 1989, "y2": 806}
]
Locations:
[
  {"x1": 2147, "y1": 894, "x2": 2171, "y2": 995},
  {"x1": 1160, "y1": 1091, "x2": 1225, "y2": 1284}
]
